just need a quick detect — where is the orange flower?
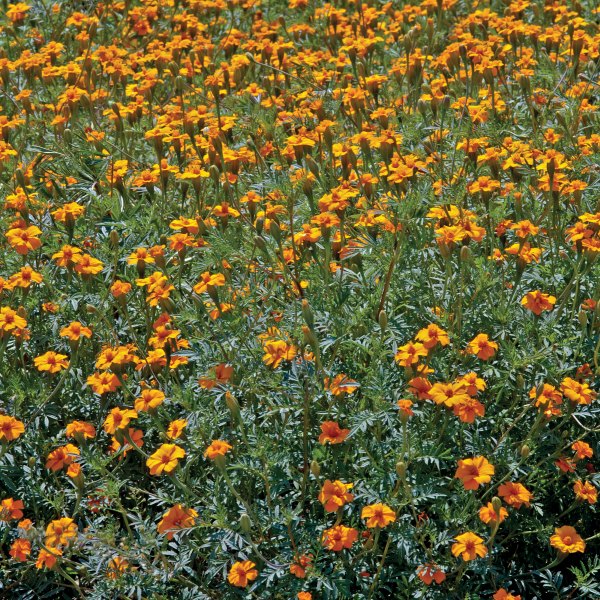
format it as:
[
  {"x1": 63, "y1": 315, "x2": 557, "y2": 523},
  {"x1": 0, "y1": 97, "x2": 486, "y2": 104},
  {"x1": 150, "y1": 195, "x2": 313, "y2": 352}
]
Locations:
[
  {"x1": 9, "y1": 538, "x2": 31, "y2": 562},
  {"x1": 36, "y1": 547, "x2": 62, "y2": 569},
  {"x1": 361, "y1": 503, "x2": 396, "y2": 528},
  {"x1": 134, "y1": 389, "x2": 166, "y2": 411},
  {"x1": 193, "y1": 271, "x2": 226, "y2": 295},
  {"x1": 0, "y1": 498, "x2": 24, "y2": 521},
  {"x1": 572, "y1": 441, "x2": 593, "y2": 460},
  {"x1": 455, "y1": 456, "x2": 495, "y2": 490},
  {"x1": 416, "y1": 563, "x2": 446, "y2": 585},
  {"x1": 521, "y1": 290, "x2": 556, "y2": 315},
  {"x1": 166, "y1": 419, "x2": 188, "y2": 440},
  {"x1": 204, "y1": 439, "x2": 232, "y2": 460},
  {"x1": 0, "y1": 415, "x2": 25, "y2": 441},
  {"x1": 34, "y1": 351, "x2": 69, "y2": 374},
  {"x1": 493, "y1": 589, "x2": 521, "y2": 600},
  {"x1": 394, "y1": 341, "x2": 427, "y2": 366},
  {"x1": 157, "y1": 504, "x2": 198, "y2": 539},
  {"x1": 298, "y1": 593, "x2": 312, "y2": 600},
  {"x1": 321, "y1": 524, "x2": 359, "y2": 551},
  {"x1": 415, "y1": 324, "x2": 450, "y2": 349},
  {"x1": 60, "y1": 321, "x2": 92, "y2": 341},
  {"x1": 479, "y1": 502, "x2": 508, "y2": 525},
  {"x1": 45, "y1": 517, "x2": 78, "y2": 548},
  {"x1": 0, "y1": 306, "x2": 27, "y2": 333},
  {"x1": 109, "y1": 428, "x2": 144, "y2": 458},
  {"x1": 66, "y1": 420, "x2": 96, "y2": 440},
  {"x1": 146, "y1": 443, "x2": 185, "y2": 475},
  {"x1": 318, "y1": 421, "x2": 350, "y2": 445},
  {"x1": 228, "y1": 560, "x2": 258, "y2": 587},
  {"x1": 46, "y1": 444, "x2": 80, "y2": 471},
  {"x1": 573, "y1": 480, "x2": 597, "y2": 504},
  {"x1": 397, "y1": 399, "x2": 414, "y2": 418},
  {"x1": 451, "y1": 532, "x2": 487, "y2": 560},
  {"x1": 550, "y1": 525, "x2": 585, "y2": 554},
  {"x1": 498, "y1": 481, "x2": 532, "y2": 509},
  {"x1": 318, "y1": 480, "x2": 354, "y2": 512},
  {"x1": 103, "y1": 407, "x2": 138, "y2": 434},
  {"x1": 290, "y1": 554, "x2": 312, "y2": 578},
  {"x1": 262, "y1": 339, "x2": 297, "y2": 368},
  {"x1": 466, "y1": 334, "x2": 498, "y2": 360},
  {"x1": 86, "y1": 372, "x2": 122, "y2": 395}
]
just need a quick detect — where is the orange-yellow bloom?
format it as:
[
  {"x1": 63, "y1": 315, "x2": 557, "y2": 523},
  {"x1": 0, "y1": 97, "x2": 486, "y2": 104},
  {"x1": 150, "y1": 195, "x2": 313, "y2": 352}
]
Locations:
[
  {"x1": 361, "y1": 503, "x2": 396, "y2": 528},
  {"x1": 451, "y1": 532, "x2": 487, "y2": 560},
  {"x1": 455, "y1": 456, "x2": 495, "y2": 490},
  {"x1": 228, "y1": 560, "x2": 258, "y2": 587},
  {"x1": 550, "y1": 525, "x2": 585, "y2": 554},
  {"x1": 146, "y1": 443, "x2": 185, "y2": 475},
  {"x1": 157, "y1": 504, "x2": 198, "y2": 539},
  {"x1": 318, "y1": 480, "x2": 354, "y2": 512},
  {"x1": 466, "y1": 334, "x2": 498, "y2": 360},
  {"x1": 318, "y1": 421, "x2": 350, "y2": 445}
]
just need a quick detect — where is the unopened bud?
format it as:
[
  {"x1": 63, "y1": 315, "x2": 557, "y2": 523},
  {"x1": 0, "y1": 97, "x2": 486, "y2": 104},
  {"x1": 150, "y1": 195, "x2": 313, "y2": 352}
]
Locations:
[
  {"x1": 378, "y1": 309, "x2": 388, "y2": 330},
  {"x1": 520, "y1": 444, "x2": 530, "y2": 458},
  {"x1": 310, "y1": 460, "x2": 321, "y2": 477},
  {"x1": 239, "y1": 513, "x2": 252, "y2": 534},
  {"x1": 491, "y1": 496, "x2": 502, "y2": 513},
  {"x1": 396, "y1": 460, "x2": 407, "y2": 478},
  {"x1": 302, "y1": 299, "x2": 314, "y2": 328}
]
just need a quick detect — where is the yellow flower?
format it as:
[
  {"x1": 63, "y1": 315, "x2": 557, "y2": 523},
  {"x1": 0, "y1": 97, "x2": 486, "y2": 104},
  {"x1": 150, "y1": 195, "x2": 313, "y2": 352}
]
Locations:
[{"x1": 146, "y1": 443, "x2": 185, "y2": 475}]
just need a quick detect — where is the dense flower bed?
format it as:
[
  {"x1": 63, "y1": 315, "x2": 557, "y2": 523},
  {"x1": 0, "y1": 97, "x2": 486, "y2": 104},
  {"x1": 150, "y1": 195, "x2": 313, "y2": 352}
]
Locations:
[{"x1": 0, "y1": 0, "x2": 599, "y2": 598}]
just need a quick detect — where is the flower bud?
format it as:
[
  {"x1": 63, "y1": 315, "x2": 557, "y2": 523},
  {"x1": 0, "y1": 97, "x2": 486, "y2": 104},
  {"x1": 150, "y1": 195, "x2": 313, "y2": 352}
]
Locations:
[
  {"x1": 491, "y1": 496, "x2": 502, "y2": 513},
  {"x1": 396, "y1": 460, "x2": 407, "y2": 478},
  {"x1": 239, "y1": 513, "x2": 252, "y2": 534},
  {"x1": 520, "y1": 444, "x2": 530, "y2": 458},
  {"x1": 310, "y1": 459, "x2": 320, "y2": 477}
]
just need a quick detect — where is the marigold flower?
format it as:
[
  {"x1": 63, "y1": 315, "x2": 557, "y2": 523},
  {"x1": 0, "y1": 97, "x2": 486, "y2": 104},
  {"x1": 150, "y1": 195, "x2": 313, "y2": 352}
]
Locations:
[
  {"x1": 290, "y1": 554, "x2": 312, "y2": 578},
  {"x1": 146, "y1": 443, "x2": 185, "y2": 475},
  {"x1": 9, "y1": 538, "x2": 31, "y2": 562},
  {"x1": 415, "y1": 324, "x2": 450, "y2": 349},
  {"x1": 451, "y1": 531, "x2": 487, "y2": 560},
  {"x1": 103, "y1": 407, "x2": 138, "y2": 434},
  {"x1": 574, "y1": 480, "x2": 597, "y2": 504},
  {"x1": 318, "y1": 421, "x2": 350, "y2": 445},
  {"x1": 135, "y1": 389, "x2": 165, "y2": 411},
  {"x1": 572, "y1": 441, "x2": 593, "y2": 460},
  {"x1": 466, "y1": 334, "x2": 498, "y2": 360},
  {"x1": 45, "y1": 517, "x2": 77, "y2": 548},
  {"x1": 86, "y1": 372, "x2": 122, "y2": 395},
  {"x1": 262, "y1": 339, "x2": 297, "y2": 368},
  {"x1": 34, "y1": 351, "x2": 69, "y2": 374},
  {"x1": 319, "y1": 480, "x2": 354, "y2": 512},
  {"x1": 455, "y1": 456, "x2": 495, "y2": 490},
  {"x1": 521, "y1": 290, "x2": 556, "y2": 315},
  {"x1": 321, "y1": 524, "x2": 358, "y2": 551},
  {"x1": 479, "y1": 501, "x2": 508, "y2": 525},
  {"x1": 416, "y1": 563, "x2": 446, "y2": 585},
  {"x1": 60, "y1": 321, "x2": 92, "y2": 341},
  {"x1": 36, "y1": 547, "x2": 62, "y2": 569},
  {"x1": 157, "y1": 504, "x2": 198, "y2": 539},
  {"x1": 394, "y1": 341, "x2": 427, "y2": 366},
  {"x1": 361, "y1": 503, "x2": 396, "y2": 528},
  {"x1": 204, "y1": 439, "x2": 232, "y2": 459},
  {"x1": 1, "y1": 498, "x2": 24, "y2": 521},
  {"x1": 0, "y1": 306, "x2": 27, "y2": 333},
  {"x1": 228, "y1": 560, "x2": 258, "y2": 587},
  {"x1": 550, "y1": 525, "x2": 585, "y2": 554},
  {"x1": 0, "y1": 415, "x2": 25, "y2": 441},
  {"x1": 167, "y1": 419, "x2": 188, "y2": 439},
  {"x1": 498, "y1": 481, "x2": 532, "y2": 509},
  {"x1": 46, "y1": 443, "x2": 80, "y2": 471},
  {"x1": 493, "y1": 589, "x2": 521, "y2": 600}
]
